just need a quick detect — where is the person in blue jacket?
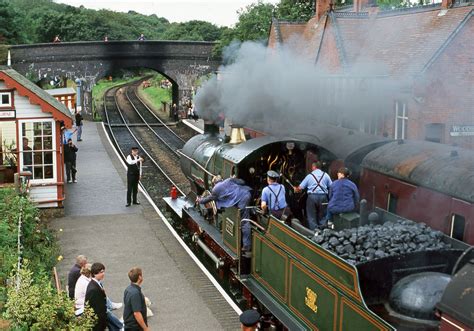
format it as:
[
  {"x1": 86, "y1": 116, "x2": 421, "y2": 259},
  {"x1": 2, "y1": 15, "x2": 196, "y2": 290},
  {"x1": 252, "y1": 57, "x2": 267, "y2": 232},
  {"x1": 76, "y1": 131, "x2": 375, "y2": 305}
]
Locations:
[
  {"x1": 197, "y1": 175, "x2": 252, "y2": 251},
  {"x1": 326, "y1": 167, "x2": 360, "y2": 222}
]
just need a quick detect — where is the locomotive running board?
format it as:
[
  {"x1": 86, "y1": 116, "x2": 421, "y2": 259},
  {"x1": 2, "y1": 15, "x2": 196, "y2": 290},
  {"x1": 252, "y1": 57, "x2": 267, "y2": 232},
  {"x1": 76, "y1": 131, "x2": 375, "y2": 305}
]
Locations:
[
  {"x1": 241, "y1": 277, "x2": 307, "y2": 330},
  {"x1": 164, "y1": 196, "x2": 238, "y2": 261}
]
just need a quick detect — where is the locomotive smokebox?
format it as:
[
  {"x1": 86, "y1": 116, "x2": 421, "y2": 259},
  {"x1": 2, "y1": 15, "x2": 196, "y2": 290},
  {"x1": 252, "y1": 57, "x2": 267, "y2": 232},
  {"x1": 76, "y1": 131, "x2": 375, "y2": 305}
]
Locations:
[
  {"x1": 388, "y1": 272, "x2": 452, "y2": 322},
  {"x1": 203, "y1": 120, "x2": 219, "y2": 135}
]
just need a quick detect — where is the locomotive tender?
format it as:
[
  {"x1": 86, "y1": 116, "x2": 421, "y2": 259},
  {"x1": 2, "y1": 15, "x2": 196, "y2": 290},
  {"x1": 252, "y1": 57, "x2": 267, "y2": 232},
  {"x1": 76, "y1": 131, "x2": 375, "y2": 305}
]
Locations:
[{"x1": 164, "y1": 123, "x2": 474, "y2": 330}]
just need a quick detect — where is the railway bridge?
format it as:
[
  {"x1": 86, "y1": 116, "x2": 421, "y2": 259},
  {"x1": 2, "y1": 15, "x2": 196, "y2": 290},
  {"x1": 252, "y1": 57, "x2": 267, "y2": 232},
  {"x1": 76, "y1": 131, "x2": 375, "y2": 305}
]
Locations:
[{"x1": 8, "y1": 41, "x2": 221, "y2": 114}]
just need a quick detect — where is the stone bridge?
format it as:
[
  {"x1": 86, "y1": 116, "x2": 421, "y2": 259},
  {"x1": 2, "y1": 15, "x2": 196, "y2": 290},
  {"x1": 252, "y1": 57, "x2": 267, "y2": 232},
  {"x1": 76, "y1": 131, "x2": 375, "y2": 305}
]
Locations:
[{"x1": 9, "y1": 41, "x2": 221, "y2": 114}]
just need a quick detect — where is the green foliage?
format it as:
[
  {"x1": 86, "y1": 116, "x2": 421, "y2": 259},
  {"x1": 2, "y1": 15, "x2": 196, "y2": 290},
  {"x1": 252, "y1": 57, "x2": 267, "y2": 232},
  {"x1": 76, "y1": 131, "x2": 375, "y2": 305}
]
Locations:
[
  {"x1": 4, "y1": 0, "x2": 224, "y2": 44},
  {"x1": 0, "y1": 0, "x2": 27, "y2": 44},
  {"x1": 4, "y1": 263, "x2": 96, "y2": 329},
  {"x1": 275, "y1": 0, "x2": 315, "y2": 21},
  {"x1": 162, "y1": 20, "x2": 224, "y2": 41},
  {"x1": 0, "y1": 188, "x2": 58, "y2": 312},
  {"x1": 139, "y1": 75, "x2": 172, "y2": 110}
]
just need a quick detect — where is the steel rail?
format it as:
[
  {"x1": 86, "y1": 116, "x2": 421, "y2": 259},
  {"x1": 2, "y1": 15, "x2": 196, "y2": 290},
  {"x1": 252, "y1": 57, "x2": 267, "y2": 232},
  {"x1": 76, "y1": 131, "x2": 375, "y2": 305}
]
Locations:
[
  {"x1": 103, "y1": 84, "x2": 185, "y2": 196},
  {"x1": 131, "y1": 84, "x2": 185, "y2": 144},
  {"x1": 123, "y1": 85, "x2": 181, "y2": 158}
]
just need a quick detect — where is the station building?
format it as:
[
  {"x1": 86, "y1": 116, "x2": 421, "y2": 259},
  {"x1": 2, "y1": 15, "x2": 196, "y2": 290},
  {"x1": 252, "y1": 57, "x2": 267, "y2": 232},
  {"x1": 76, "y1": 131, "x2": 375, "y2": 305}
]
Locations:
[
  {"x1": 268, "y1": 0, "x2": 473, "y2": 149},
  {"x1": 0, "y1": 67, "x2": 73, "y2": 207},
  {"x1": 46, "y1": 87, "x2": 77, "y2": 115}
]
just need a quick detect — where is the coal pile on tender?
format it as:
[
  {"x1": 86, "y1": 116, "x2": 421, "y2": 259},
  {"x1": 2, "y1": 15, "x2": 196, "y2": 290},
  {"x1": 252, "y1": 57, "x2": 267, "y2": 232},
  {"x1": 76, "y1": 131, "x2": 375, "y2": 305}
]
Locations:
[{"x1": 312, "y1": 220, "x2": 451, "y2": 265}]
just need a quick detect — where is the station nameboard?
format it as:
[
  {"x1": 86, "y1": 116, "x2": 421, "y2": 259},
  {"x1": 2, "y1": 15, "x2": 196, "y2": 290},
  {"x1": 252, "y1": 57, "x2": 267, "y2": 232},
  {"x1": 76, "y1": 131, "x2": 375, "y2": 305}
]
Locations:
[
  {"x1": 0, "y1": 110, "x2": 15, "y2": 119},
  {"x1": 450, "y1": 125, "x2": 474, "y2": 136}
]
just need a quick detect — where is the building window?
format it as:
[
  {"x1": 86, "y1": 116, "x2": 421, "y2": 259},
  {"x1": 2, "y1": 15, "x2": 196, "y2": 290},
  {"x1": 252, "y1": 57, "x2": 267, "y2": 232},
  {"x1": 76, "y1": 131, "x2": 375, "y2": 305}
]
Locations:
[
  {"x1": 20, "y1": 120, "x2": 55, "y2": 181},
  {"x1": 425, "y1": 123, "x2": 445, "y2": 143},
  {"x1": 387, "y1": 193, "x2": 397, "y2": 214},
  {"x1": 394, "y1": 101, "x2": 408, "y2": 139},
  {"x1": 0, "y1": 121, "x2": 17, "y2": 184},
  {"x1": 450, "y1": 214, "x2": 465, "y2": 241},
  {"x1": 0, "y1": 91, "x2": 12, "y2": 107}
]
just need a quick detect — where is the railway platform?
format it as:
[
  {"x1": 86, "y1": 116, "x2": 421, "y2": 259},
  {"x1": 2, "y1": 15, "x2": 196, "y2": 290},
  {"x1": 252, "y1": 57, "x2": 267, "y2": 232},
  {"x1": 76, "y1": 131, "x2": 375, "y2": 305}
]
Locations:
[{"x1": 50, "y1": 120, "x2": 240, "y2": 330}]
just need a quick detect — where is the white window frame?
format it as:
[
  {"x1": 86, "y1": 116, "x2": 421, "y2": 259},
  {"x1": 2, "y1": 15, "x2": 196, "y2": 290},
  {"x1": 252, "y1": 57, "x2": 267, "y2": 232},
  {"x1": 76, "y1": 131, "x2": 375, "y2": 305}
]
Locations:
[
  {"x1": 394, "y1": 101, "x2": 408, "y2": 139},
  {"x1": 18, "y1": 119, "x2": 57, "y2": 183},
  {"x1": 0, "y1": 91, "x2": 12, "y2": 107}
]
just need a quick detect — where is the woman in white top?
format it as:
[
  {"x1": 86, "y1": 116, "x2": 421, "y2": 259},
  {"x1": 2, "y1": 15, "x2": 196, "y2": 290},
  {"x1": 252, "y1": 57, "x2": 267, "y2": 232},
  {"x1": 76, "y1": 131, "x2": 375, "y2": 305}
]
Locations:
[{"x1": 74, "y1": 263, "x2": 91, "y2": 313}]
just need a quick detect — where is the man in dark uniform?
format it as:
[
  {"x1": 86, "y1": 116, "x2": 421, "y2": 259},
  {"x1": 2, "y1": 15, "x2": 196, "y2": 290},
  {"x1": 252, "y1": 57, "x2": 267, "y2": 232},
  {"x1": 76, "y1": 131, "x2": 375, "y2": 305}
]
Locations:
[
  {"x1": 64, "y1": 138, "x2": 78, "y2": 183},
  {"x1": 85, "y1": 263, "x2": 107, "y2": 331},
  {"x1": 123, "y1": 267, "x2": 148, "y2": 331},
  {"x1": 126, "y1": 147, "x2": 144, "y2": 207},
  {"x1": 326, "y1": 167, "x2": 360, "y2": 221},
  {"x1": 240, "y1": 309, "x2": 260, "y2": 331}
]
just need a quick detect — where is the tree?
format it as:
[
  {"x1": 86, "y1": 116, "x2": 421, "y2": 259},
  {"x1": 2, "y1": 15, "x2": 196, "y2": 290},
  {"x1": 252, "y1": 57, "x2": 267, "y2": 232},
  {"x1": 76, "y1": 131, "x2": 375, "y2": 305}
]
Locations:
[
  {"x1": 275, "y1": 0, "x2": 314, "y2": 21},
  {"x1": 163, "y1": 20, "x2": 223, "y2": 41},
  {"x1": 0, "y1": 1, "x2": 26, "y2": 44},
  {"x1": 234, "y1": 2, "x2": 275, "y2": 42}
]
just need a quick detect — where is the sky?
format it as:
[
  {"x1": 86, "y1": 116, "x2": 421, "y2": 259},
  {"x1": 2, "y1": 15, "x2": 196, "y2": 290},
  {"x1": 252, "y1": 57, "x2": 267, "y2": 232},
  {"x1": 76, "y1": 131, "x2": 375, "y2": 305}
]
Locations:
[{"x1": 54, "y1": 0, "x2": 280, "y2": 27}]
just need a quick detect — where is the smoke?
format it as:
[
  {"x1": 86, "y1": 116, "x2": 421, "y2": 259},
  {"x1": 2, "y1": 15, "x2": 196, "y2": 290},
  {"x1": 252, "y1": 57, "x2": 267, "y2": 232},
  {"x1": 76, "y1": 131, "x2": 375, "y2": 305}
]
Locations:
[{"x1": 194, "y1": 37, "x2": 408, "y2": 135}]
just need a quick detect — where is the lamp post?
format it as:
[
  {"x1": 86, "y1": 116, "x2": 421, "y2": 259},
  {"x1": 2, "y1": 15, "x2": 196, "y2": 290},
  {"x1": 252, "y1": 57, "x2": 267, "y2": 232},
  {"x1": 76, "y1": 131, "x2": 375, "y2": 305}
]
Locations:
[{"x1": 75, "y1": 78, "x2": 82, "y2": 112}]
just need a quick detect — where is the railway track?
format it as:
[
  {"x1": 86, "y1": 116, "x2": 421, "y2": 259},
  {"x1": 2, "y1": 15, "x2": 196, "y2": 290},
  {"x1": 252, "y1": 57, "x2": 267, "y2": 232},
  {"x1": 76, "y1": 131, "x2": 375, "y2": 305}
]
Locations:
[
  {"x1": 104, "y1": 86, "x2": 189, "y2": 207},
  {"x1": 102, "y1": 79, "x2": 240, "y2": 329}
]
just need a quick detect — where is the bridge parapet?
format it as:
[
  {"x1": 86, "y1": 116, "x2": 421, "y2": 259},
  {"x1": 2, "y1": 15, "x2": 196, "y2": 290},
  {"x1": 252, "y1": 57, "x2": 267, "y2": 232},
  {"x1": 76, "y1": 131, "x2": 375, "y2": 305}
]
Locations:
[{"x1": 8, "y1": 41, "x2": 221, "y2": 114}]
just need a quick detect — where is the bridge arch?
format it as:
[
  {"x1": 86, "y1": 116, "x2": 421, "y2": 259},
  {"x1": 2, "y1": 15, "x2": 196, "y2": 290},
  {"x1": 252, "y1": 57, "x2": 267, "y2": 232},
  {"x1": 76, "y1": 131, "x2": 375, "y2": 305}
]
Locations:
[{"x1": 9, "y1": 41, "x2": 221, "y2": 114}]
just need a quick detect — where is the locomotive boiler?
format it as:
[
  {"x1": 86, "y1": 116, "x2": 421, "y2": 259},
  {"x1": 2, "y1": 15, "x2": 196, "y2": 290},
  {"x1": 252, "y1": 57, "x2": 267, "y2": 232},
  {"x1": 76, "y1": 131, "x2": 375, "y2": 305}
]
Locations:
[{"x1": 164, "y1": 124, "x2": 474, "y2": 330}]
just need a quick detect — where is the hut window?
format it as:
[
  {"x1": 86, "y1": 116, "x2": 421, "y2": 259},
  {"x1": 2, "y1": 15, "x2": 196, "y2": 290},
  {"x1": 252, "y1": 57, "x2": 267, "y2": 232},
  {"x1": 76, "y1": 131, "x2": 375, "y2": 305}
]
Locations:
[
  {"x1": 20, "y1": 120, "x2": 55, "y2": 181},
  {"x1": 450, "y1": 214, "x2": 465, "y2": 241},
  {"x1": 394, "y1": 101, "x2": 408, "y2": 140},
  {"x1": 0, "y1": 92, "x2": 12, "y2": 107}
]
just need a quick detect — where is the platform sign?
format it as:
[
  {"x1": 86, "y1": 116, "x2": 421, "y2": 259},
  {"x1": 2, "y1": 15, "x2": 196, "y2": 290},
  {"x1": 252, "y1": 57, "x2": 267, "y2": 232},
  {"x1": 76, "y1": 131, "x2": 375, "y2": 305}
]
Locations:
[
  {"x1": 0, "y1": 110, "x2": 15, "y2": 119},
  {"x1": 450, "y1": 125, "x2": 474, "y2": 136}
]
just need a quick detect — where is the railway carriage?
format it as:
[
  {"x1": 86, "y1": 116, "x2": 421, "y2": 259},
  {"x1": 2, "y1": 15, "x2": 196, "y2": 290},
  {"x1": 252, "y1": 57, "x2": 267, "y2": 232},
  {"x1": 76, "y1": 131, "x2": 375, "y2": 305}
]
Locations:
[{"x1": 164, "y1": 124, "x2": 474, "y2": 330}]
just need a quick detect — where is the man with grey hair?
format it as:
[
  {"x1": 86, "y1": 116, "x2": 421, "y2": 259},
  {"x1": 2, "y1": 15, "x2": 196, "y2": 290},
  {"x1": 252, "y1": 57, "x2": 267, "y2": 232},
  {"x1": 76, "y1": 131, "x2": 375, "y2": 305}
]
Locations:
[{"x1": 68, "y1": 255, "x2": 87, "y2": 299}]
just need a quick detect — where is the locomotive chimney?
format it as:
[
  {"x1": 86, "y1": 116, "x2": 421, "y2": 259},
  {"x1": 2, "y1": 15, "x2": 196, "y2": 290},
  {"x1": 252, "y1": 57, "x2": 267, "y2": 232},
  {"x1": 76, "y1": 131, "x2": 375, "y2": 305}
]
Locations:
[
  {"x1": 229, "y1": 125, "x2": 246, "y2": 144},
  {"x1": 203, "y1": 120, "x2": 219, "y2": 135}
]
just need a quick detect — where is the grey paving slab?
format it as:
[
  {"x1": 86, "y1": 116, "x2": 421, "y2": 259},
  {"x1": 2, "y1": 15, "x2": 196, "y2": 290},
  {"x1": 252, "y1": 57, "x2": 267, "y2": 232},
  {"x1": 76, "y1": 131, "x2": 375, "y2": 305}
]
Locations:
[{"x1": 50, "y1": 121, "x2": 240, "y2": 330}]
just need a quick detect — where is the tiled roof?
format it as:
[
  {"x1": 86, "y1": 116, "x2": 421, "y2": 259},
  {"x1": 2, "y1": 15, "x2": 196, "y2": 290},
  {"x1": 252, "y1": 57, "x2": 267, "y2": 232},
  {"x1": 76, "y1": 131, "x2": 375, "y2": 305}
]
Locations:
[
  {"x1": 45, "y1": 87, "x2": 76, "y2": 96},
  {"x1": 272, "y1": 5, "x2": 473, "y2": 77},
  {"x1": 0, "y1": 66, "x2": 73, "y2": 120}
]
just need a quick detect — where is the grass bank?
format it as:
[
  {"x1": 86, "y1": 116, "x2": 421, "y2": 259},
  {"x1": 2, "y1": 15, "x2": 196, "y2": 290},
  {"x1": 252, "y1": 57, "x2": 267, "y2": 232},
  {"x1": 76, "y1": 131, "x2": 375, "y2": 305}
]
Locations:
[
  {"x1": 137, "y1": 75, "x2": 172, "y2": 114},
  {"x1": 91, "y1": 77, "x2": 139, "y2": 120}
]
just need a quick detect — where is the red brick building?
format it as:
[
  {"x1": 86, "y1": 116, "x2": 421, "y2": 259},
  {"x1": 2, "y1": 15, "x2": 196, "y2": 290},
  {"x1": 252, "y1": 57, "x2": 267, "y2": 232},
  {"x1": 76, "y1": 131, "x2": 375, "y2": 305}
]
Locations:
[{"x1": 269, "y1": 0, "x2": 473, "y2": 148}]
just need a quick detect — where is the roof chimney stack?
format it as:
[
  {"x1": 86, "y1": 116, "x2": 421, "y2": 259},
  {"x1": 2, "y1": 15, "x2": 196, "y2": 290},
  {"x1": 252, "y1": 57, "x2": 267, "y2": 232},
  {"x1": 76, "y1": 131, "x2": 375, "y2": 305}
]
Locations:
[
  {"x1": 441, "y1": 0, "x2": 453, "y2": 9},
  {"x1": 354, "y1": 0, "x2": 368, "y2": 12},
  {"x1": 315, "y1": 0, "x2": 333, "y2": 21}
]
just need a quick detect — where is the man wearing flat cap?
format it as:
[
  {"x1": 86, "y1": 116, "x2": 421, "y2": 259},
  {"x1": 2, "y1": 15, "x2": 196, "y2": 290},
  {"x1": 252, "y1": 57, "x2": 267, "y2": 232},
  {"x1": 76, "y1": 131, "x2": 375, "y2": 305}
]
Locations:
[
  {"x1": 261, "y1": 170, "x2": 288, "y2": 219},
  {"x1": 240, "y1": 309, "x2": 260, "y2": 330}
]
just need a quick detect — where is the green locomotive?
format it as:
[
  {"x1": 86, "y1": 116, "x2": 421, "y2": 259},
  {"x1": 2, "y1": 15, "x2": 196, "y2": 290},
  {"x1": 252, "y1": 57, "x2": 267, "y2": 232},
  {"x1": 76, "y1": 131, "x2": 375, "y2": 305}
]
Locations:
[{"x1": 164, "y1": 124, "x2": 474, "y2": 330}]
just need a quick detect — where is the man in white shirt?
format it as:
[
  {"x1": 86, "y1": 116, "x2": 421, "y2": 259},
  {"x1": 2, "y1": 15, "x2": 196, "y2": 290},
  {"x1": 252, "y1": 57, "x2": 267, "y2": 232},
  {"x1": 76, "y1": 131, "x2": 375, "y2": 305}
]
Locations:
[{"x1": 126, "y1": 147, "x2": 144, "y2": 207}]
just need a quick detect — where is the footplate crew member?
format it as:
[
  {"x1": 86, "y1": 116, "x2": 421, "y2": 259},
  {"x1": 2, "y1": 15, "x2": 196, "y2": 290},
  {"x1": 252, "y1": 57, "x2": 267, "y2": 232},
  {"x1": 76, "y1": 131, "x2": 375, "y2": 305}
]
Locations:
[
  {"x1": 197, "y1": 176, "x2": 252, "y2": 250},
  {"x1": 326, "y1": 167, "x2": 359, "y2": 221},
  {"x1": 294, "y1": 161, "x2": 332, "y2": 230},
  {"x1": 126, "y1": 147, "x2": 143, "y2": 207},
  {"x1": 261, "y1": 170, "x2": 288, "y2": 219}
]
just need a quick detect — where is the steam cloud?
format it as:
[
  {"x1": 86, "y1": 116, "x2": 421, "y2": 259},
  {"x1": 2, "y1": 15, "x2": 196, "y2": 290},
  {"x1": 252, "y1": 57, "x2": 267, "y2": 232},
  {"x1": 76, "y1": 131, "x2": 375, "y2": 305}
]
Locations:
[{"x1": 195, "y1": 38, "x2": 408, "y2": 136}]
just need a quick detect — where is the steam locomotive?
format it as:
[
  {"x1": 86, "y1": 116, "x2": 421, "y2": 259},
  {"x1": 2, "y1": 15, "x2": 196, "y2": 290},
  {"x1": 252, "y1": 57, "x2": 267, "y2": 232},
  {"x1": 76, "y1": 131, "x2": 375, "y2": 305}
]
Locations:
[{"x1": 164, "y1": 122, "x2": 474, "y2": 330}]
